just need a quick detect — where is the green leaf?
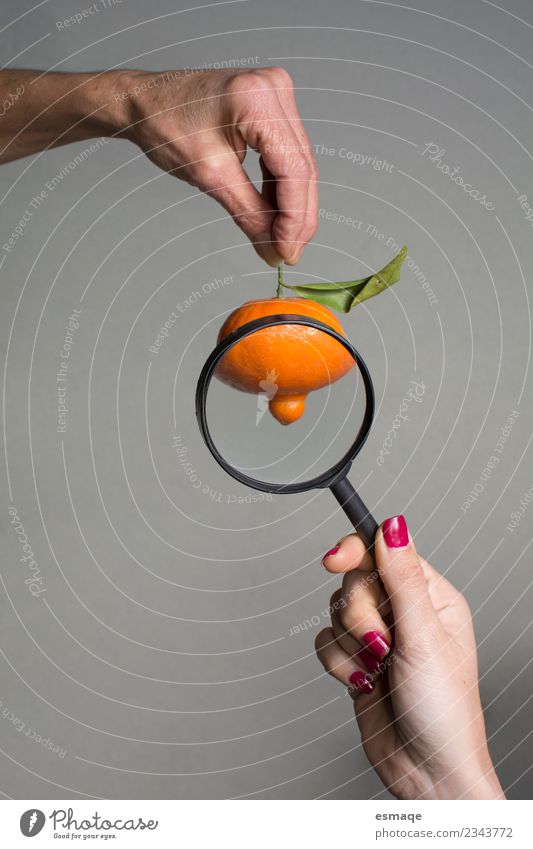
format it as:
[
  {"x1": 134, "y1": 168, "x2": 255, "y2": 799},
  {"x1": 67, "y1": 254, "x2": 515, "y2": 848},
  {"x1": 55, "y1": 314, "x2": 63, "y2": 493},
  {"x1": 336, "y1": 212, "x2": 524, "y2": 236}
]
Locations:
[{"x1": 278, "y1": 246, "x2": 407, "y2": 313}]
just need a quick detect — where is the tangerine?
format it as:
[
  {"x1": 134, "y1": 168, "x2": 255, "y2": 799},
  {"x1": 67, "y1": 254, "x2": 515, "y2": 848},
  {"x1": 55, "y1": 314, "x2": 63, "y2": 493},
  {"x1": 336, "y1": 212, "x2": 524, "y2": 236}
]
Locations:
[{"x1": 215, "y1": 298, "x2": 354, "y2": 424}]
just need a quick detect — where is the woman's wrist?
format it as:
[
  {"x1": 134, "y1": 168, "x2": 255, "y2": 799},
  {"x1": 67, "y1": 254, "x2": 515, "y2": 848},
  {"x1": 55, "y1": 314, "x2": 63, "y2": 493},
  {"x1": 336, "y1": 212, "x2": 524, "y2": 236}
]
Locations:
[
  {"x1": 422, "y1": 757, "x2": 505, "y2": 800},
  {"x1": 432, "y1": 773, "x2": 505, "y2": 800}
]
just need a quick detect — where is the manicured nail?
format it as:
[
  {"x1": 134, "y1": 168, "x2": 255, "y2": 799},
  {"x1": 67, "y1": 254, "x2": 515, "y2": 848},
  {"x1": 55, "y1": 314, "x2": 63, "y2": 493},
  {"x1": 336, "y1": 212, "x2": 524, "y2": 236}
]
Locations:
[
  {"x1": 361, "y1": 630, "x2": 390, "y2": 658},
  {"x1": 383, "y1": 515, "x2": 409, "y2": 548},
  {"x1": 349, "y1": 670, "x2": 374, "y2": 694},
  {"x1": 357, "y1": 648, "x2": 384, "y2": 674},
  {"x1": 322, "y1": 544, "x2": 340, "y2": 561}
]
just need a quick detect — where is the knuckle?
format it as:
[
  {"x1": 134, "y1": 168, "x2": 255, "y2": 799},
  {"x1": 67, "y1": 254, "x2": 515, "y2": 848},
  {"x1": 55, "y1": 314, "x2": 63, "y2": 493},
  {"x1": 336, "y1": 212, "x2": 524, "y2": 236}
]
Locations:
[
  {"x1": 239, "y1": 220, "x2": 267, "y2": 243},
  {"x1": 315, "y1": 627, "x2": 332, "y2": 653},
  {"x1": 190, "y1": 157, "x2": 226, "y2": 190},
  {"x1": 226, "y1": 71, "x2": 266, "y2": 97},
  {"x1": 393, "y1": 553, "x2": 425, "y2": 589},
  {"x1": 240, "y1": 209, "x2": 273, "y2": 238},
  {"x1": 288, "y1": 155, "x2": 312, "y2": 178},
  {"x1": 267, "y1": 66, "x2": 294, "y2": 88},
  {"x1": 339, "y1": 604, "x2": 360, "y2": 634},
  {"x1": 341, "y1": 569, "x2": 361, "y2": 598},
  {"x1": 329, "y1": 589, "x2": 342, "y2": 612},
  {"x1": 275, "y1": 211, "x2": 303, "y2": 237}
]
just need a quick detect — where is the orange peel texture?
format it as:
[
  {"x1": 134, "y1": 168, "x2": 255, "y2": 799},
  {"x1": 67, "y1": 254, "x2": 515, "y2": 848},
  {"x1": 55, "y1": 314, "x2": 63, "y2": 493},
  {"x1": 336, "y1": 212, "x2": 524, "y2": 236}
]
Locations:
[{"x1": 215, "y1": 298, "x2": 355, "y2": 424}]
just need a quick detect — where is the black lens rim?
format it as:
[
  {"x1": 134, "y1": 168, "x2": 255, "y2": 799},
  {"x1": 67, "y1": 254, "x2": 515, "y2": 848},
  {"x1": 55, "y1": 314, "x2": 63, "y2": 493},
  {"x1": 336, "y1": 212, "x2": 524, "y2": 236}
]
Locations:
[{"x1": 195, "y1": 314, "x2": 375, "y2": 494}]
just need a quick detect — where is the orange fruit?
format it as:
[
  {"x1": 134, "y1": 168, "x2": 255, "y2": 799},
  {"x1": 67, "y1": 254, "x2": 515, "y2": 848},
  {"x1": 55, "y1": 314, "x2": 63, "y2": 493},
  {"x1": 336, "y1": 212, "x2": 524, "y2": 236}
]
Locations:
[{"x1": 215, "y1": 298, "x2": 354, "y2": 424}]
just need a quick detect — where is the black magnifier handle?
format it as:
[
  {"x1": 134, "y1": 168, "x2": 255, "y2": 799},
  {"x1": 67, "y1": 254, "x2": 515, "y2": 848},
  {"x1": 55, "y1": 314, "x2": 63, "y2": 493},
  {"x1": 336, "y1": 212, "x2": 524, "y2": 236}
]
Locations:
[{"x1": 330, "y1": 477, "x2": 379, "y2": 552}]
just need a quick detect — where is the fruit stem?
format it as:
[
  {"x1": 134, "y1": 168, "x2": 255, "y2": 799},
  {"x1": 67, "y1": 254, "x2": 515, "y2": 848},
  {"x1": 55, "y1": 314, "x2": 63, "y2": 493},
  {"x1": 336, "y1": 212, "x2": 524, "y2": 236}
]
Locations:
[{"x1": 276, "y1": 263, "x2": 284, "y2": 298}]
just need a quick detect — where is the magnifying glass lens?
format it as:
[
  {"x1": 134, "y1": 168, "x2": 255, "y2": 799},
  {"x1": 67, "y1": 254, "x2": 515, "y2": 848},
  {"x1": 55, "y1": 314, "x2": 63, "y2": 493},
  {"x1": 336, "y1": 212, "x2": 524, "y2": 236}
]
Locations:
[{"x1": 205, "y1": 324, "x2": 363, "y2": 487}]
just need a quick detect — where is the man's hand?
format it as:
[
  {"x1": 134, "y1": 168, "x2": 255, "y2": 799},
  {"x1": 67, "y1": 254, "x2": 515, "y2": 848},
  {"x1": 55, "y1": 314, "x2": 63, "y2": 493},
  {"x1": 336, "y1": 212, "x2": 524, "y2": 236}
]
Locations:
[
  {"x1": 0, "y1": 67, "x2": 318, "y2": 265},
  {"x1": 120, "y1": 67, "x2": 318, "y2": 265}
]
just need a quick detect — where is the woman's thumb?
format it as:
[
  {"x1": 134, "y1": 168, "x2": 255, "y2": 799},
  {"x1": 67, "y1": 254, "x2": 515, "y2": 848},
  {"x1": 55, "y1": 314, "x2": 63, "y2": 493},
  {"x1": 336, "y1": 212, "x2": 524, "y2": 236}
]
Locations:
[{"x1": 375, "y1": 515, "x2": 438, "y2": 640}]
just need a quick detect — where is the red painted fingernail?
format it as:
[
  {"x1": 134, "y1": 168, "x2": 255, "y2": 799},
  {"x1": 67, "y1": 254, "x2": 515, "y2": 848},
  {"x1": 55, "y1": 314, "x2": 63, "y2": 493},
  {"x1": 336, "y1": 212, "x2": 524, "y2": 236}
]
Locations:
[
  {"x1": 361, "y1": 630, "x2": 390, "y2": 658},
  {"x1": 349, "y1": 670, "x2": 374, "y2": 694},
  {"x1": 357, "y1": 648, "x2": 384, "y2": 674},
  {"x1": 323, "y1": 544, "x2": 340, "y2": 561},
  {"x1": 382, "y1": 515, "x2": 408, "y2": 548}
]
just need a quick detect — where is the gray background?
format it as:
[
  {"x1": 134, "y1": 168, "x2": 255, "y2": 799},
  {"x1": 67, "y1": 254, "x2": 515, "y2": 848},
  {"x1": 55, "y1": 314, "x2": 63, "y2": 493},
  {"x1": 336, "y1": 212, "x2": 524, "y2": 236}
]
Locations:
[{"x1": 1, "y1": 0, "x2": 532, "y2": 800}]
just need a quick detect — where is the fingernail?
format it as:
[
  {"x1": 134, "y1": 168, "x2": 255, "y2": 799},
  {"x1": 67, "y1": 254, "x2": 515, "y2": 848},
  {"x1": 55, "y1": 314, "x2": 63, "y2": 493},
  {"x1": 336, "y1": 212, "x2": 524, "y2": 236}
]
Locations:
[
  {"x1": 382, "y1": 515, "x2": 409, "y2": 548},
  {"x1": 357, "y1": 648, "x2": 383, "y2": 674},
  {"x1": 349, "y1": 670, "x2": 374, "y2": 694},
  {"x1": 322, "y1": 544, "x2": 340, "y2": 561},
  {"x1": 361, "y1": 630, "x2": 390, "y2": 658}
]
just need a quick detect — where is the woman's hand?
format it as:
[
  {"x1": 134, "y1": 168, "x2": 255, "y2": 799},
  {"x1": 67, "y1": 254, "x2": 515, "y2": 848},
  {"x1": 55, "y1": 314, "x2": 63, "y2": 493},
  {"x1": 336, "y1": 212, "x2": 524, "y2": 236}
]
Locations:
[{"x1": 316, "y1": 515, "x2": 505, "y2": 800}]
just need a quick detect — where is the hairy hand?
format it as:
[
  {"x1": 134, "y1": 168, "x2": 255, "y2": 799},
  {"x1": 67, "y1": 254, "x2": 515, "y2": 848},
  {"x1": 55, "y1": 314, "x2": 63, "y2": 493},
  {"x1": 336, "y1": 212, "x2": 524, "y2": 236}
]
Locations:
[{"x1": 121, "y1": 67, "x2": 318, "y2": 265}]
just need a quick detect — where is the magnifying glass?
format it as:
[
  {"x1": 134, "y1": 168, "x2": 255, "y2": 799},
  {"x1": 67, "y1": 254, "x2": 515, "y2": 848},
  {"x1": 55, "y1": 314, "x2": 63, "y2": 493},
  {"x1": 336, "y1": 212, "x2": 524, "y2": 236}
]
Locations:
[{"x1": 195, "y1": 314, "x2": 378, "y2": 550}]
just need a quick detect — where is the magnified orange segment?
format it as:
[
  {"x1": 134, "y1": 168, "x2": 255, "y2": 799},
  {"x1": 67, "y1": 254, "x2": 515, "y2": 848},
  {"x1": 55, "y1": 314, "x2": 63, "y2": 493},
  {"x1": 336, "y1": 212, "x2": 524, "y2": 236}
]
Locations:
[{"x1": 215, "y1": 297, "x2": 354, "y2": 424}]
